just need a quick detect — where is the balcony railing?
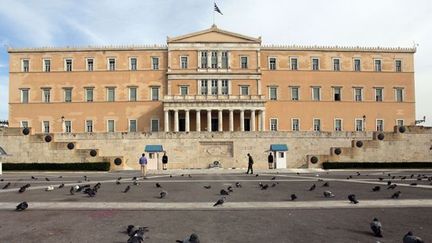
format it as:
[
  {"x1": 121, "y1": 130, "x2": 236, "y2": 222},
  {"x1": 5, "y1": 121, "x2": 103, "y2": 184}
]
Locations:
[{"x1": 163, "y1": 95, "x2": 266, "y2": 102}]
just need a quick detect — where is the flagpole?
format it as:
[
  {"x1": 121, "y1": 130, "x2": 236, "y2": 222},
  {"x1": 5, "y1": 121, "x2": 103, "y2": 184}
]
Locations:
[{"x1": 213, "y1": 1, "x2": 215, "y2": 25}]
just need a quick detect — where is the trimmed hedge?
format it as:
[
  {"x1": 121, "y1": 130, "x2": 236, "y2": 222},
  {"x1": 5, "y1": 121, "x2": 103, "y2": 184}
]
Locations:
[
  {"x1": 2, "y1": 162, "x2": 110, "y2": 171},
  {"x1": 323, "y1": 162, "x2": 432, "y2": 169}
]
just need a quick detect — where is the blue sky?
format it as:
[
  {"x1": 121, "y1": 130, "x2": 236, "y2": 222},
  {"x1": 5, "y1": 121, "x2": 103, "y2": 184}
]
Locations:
[{"x1": 0, "y1": 0, "x2": 431, "y2": 125}]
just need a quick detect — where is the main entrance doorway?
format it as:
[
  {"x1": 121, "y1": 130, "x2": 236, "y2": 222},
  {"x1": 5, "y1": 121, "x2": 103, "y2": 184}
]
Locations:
[
  {"x1": 211, "y1": 118, "x2": 218, "y2": 131},
  {"x1": 244, "y1": 118, "x2": 251, "y2": 131}
]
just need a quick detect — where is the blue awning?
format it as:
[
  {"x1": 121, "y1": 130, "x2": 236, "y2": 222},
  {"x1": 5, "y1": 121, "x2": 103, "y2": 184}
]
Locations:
[
  {"x1": 270, "y1": 144, "x2": 288, "y2": 151},
  {"x1": 144, "y1": 145, "x2": 164, "y2": 153}
]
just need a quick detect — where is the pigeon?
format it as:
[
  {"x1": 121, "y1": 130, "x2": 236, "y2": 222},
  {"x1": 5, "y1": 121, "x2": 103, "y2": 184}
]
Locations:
[
  {"x1": 133, "y1": 181, "x2": 139, "y2": 186},
  {"x1": 213, "y1": 197, "x2": 225, "y2": 206},
  {"x1": 181, "y1": 174, "x2": 185, "y2": 177},
  {"x1": 378, "y1": 177, "x2": 384, "y2": 181},
  {"x1": 391, "y1": 191, "x2": 401, "y2": 199},
  {"x1": 203, "y1": 185, "x2": 211, "y2": 189},
  {"x1": 356, "y1": 172, "x2": 361, "y2": 176},
  {"x1": 348, "y1": 194, "x2": 359, "y2": 204},
  {"x1": 132, "y1": 177, "x2": 137, "y2": 181},
  {"x1": 410, "y1": 183, "x2": 418, "y2": 186},
  {"x1": 169, "y1": 175, "x2": 173, "y2": 178},
  {"x1": 271, "y1": 177, "x2": 276, "y2": 180},
  {"x1": 372, "y1": 186, "x2": 381, "y2": 192},
  {"x1": 176, "y1": 233, "x2": 200, "y2": 243},
  {"x1": 309, "y1": 184, "x2": 316, "y2": 191},
  {"x1": 271, "y1": 183, "x2": 277, "y2": 187},
  {"x1": 87, "y1": 188, "x2": 96, "y2": 197},
  {"x1": 403, "y1": 231, "x2": 424, "y2": 243},
  {"x1": 387, "y1": 181, "x2": 392, "y2": 186},
  {"x1": 160, "y1": 190, "x2": 167, "y2": 199},
  {"x1": 58, "y1": 176, "x2": 63, "y2": 179},
  {"x1": 45, "y1": 186, "x2": 54, "y2": 191},
  {"x1": 323, "y1": 191, "x2": 335, "y2": 198},
  {"x1": 84, "y1": 175, "x2": 88, "y2": 181},
  {"x1": 116, "y1": 180, "x2": 121, "y2": 185},
  {"x1": 45, "y1": 177, "x2": 50, "y2": 181},
  {"x1": 70, "y1": 186, "x2": 75, "y2": 195},
  {"x1": 388, "y1": 184, "x2": 397, "y2": 190},
  {"x1": 18, "y1": 184, "x2": 30, "y2": 193},
  {"x1": 123, "y1": 185, "x2": 131, "y2": 193},
  {"x1": 255, "y1": 174, "x2": 259, "y2": 177},
  {"x1": 290, "y1": 194, "x2": 297, "y2": 201},
  {"x1": 401, "y1": 176, "x2": 407, "y2": 180},
  {"x1": 370, "y1": 218, "x2": 383, "y2": 237},
  {"x1": 2, "y1": 182, "x2": 11, "y2": 190},
  {"x1": 73, "y1": 185, "x2": 80, "y2": 191},
  {"x1": 235, "y1": 182, "x2": 242, "y2": 188},
  {"x1": 155, "y1": 183, "x2": 162, "y2": 188},
  {"x1": 117, "y1": 177, "x2": 122, "y2": 181},
  {"x1": 220, "y1": 189, "x2": 229, "y2": 195},
  {"x1": 127, "y1": 225, "x2": 136, "y2": 236},
  {"x1": 410, "y1": 174, "x2": 414, "y2": 178},
  {"x1": 227, "y1": 186, "x2": 233, "y2": 192},
  {"x1": 188, "y1": 174, "x2": 192, "y2": 178},
  {"x1": 127, "y1": 227, "x2": 148, "y2": 243},
  {"x1": 93, "y1": 183, "x2": 101, "y2": 190},
  {"x1": 16, "y1": 201, "x2": 28, "y2": 211},
  {"x1": 31, "y1": 176, "x2": 37, "y2": 180},
  {"x1": 261, "y1": 184, "x2": 269, "y2": 190},
  {"x1": 322, "y1": 182, "x2": 329, "y2": 187},
  {"x1": 59, "y1": 183, "x2": 65, "y2": 189},
  {"x1": 392, "y1": 176, "x2": 396, "y2": 180}
]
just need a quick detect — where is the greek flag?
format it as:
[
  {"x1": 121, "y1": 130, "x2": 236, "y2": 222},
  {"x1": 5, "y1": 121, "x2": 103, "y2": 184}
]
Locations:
[{"x1": 214, "y1": 2, "x2": 223, "y2": 15}]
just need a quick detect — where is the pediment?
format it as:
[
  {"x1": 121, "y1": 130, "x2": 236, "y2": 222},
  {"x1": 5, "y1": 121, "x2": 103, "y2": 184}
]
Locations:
[{"x1": 168, "y1": 25, "x2": 261, "y2": 44}]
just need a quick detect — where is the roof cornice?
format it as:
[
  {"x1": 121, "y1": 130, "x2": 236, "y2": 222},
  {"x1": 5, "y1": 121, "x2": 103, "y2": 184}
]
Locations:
[{"x1": 261, "y1": 44, "x2": 416, "y2": 53}]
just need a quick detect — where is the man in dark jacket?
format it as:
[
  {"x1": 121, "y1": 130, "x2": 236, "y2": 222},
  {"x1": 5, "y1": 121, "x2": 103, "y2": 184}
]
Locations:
[
  {"x1": 162, "y1": 152, "x2": 168, "y2": 170},
  {"x1": 246, "y1": 153, "x2": 254, "y2": 174},
  {"x1": 268, "y1": 152, "x2": 274, "y2": 169}
]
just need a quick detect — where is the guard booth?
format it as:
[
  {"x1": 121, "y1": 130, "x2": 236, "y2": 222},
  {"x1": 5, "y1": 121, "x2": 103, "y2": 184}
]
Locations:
[
  {"x1": 270, "y1": 144, "x2": 288, "y2": 169},
  {"x1": 144, "y1": 145, "x2": 164, "y2": 170},
  {"x1": 0, "y1": 146, "x2": 8, "y2": 175}
]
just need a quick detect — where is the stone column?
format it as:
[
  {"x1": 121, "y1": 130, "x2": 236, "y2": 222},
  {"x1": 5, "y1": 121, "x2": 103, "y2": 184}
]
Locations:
[
  {"x1": 257, "y1": 79, "x2": 262, "y2": 95},
  {"x1": 258, "y1": 110, "x2": 262, "y2": 132},
  {"x1": 240, "y1": 110, "x2": 245, "y2": 132},
  {"x1": 196, "y1": 110, "x2": 201, "y2": 132},
  {"x1": 174, "y1": 110, "x2": 179, "y2": 132},
  {"x1": 207, "y1": 109, "x2": 212, "y2": 132},
  {"x1": 218, "y1": 109, "x2": 223, "y2": 132},
  {"x1": 217, "y1": 79, "x2": 222, "y2": 95},
  {"x1": 261, "y1": 110, "x2": 266, "y2": 131},
  {"x1": 229, "y1": 109, "x2": 234, "y2": 132},
  {"x1": 164, "y1": 110, "x2": 169, "y2": 132},
  {"x1": 251, "y1": 110, "x2": 256, "y2": 131},
  {"x1": 185, "y1": 109, "x2": 190, "y2": 132}
]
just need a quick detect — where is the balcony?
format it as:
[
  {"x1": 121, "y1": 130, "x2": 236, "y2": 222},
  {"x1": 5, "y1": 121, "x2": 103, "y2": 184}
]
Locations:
[{"x1": 163, "y1": 95, "x2": 266, "y2": 103}]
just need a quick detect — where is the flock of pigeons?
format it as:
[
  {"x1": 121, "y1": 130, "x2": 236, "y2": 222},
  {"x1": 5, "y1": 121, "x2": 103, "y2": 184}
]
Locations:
[{"x1": 1, "y1": 171, "x2": 430, "y2": 242}]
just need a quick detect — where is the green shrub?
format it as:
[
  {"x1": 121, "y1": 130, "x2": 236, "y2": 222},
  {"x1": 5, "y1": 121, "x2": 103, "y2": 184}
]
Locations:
[
  {"x1": 2, "y1": 162, "x2": 110, "y2": 171},
  {"x1": 322, "y1": 162, "x2": 432, "y2": 169}
]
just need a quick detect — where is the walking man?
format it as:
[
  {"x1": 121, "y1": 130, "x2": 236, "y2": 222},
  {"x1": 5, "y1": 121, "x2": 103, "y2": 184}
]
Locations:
[
  {"x1": 162, "y1": 152, "x2": 168, "y2": 170},
  {"x1": 139, "y1": 153, "x2": 148, "y2": 178},
  {"x1": 246, "y1": 153, "x2": 254, "y2": 174}
]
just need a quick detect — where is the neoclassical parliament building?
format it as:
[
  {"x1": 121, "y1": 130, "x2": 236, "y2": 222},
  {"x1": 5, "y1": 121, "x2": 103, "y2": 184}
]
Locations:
[{"x1": 8, "y1": 25, "x2": 416, "y2": 134}]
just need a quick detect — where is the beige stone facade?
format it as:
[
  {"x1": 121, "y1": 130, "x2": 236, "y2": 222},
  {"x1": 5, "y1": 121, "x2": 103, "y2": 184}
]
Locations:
[{"x1": 8, "y1": 25, "x2": 416, "y2": 134}]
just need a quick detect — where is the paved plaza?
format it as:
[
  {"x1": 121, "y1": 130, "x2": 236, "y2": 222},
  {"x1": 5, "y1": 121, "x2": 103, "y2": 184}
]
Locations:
[{"x1": 0, "y1": 169, "x2": 431, "y2": 242}]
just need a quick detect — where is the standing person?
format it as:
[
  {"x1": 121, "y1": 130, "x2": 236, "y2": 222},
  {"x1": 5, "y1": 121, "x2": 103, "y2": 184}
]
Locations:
[
  {"x1": 162, "y1": 152, "x2": 168, "y2": 170},
  {"x1": 268, "y1": 152, "x2": 274, "y2": 169},
  {"x1": 246, "y1": 153, "x2": 254, "y2": 174},
  {"x1": 139, "y1": 153, "x2": 148, "y2": 178}
]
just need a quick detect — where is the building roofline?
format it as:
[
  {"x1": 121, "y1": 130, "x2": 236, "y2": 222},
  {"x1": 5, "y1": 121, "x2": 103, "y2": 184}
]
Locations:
[
  {"x1": 7, "y1": 45, "x2": 168, "y2": 53},
  {"x1": 261, "y1": 44, "x2": 416, "y2": 53}
]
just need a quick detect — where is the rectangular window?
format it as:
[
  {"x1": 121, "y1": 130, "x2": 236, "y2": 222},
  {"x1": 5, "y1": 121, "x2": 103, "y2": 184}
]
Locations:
[
  {"x1": 43, "y1": 59, "x2": 51, "y2": 72},
  {"x1": 291, "y1": 57, "x2": 298, "y2": 70},
  {"x1": 42, "y1": 88, "x2": 51, "y2": 103},
  {"x1": 151, "y1": 87, "x2": 159, "y2": 101},
  {"x1": 64, "y1": 121, "x2": 72, "y2": 133},
  {"x1": 312, "y1": 87, "x2": 321, "y2": 101},
  {"x1": 354, "y1": 88, "x2": 363, "y2": 102},
  {"x1": 395, "y1": 88, "x2": 404, "y2": 102},
  {"x1": 21, "y1": 121, "x2": 29, "y2": 128},
  {"x1": 108, "y1": 58, "x2": 116, "y2": 71},
  {"x1": 211, "y1": 79, "x2": 218, "y2": 95},
  {"x1": 333, "y1": 58, "x2": 340, "y2": 71},
  {"x1": 374, "y1": 59, "x2": 382, "y2": 72},
  {"x1": 181, "y1": 56, "x2": 188, "y2": 69},
  {"x1": 201, "y1": 51, "x2": 208, "y2": 68},
  {"x1": 376, "y1": 119, "x2": 384, "y2": 132},
  {"x1": 312, "y1": 58, "x2": 319, "y2": 71},
  {"x1": 85, "y1": 88, "x2": 94, "y2": 102},
  {"x1": 355, "y1": 119, "x2": 364, "y2": 131},
  {"x1": 22, "y1": 59, "x2": 29, "y2": 72},
  {"x1": 152, "y1": 57, "x2": 159, "y2": 70},
  {"x1": 107, "y1": 87, "x2": 115, "y2": 102},
  {"x1": 221, "y1": 51, "x2": 228, "y2": 69},
  {"x1": 201, "y1": 80, "x2": 208, "y2": 95},
  {"x1": 395, "y1": 60, "x2": 402, "y2": 72},
  {"x1": 130, "y1": 57, "x2": 137, "y2": 71},
  {"x1": 180, "y1": 86, "x2": 188, "y2": 96},
  {"x1": 269, "y1": 87, "x2": 277, "y2": 100},
  {"x1": 64, "y1": 88, "x2": 72, "y2": 102},
  {"x1": 151, "y1": 119, "x2": 159, "y2": 132},
  {"x1": 43, "y1": 121, "x2": 50, "y2": 133},
  {"x1": 269, "y1": 57, "x2": 277, "y2": 70},
  {"x1": 396, "y1": 119, "x2": 404, "y2": 127},
  {"x1": 292, "y1": 118, "x2": 300, "y2": 131},
  {"x1": 354, "y1": 59, "x2": 361, "y2": 71},
  {"x1": 107, "y1": 120, "x2": 115, "y2": 132},
  {"x1": 86, "y1": 120, "x2": 93, "y2": 133},
  {"x1": 240, "y1": 86, "x2": 249, "y2": 96},
  {"x1": 375, "y1": 88, "x2": 383, "y2": 102},
  {"x1": 21, "y1": 89, "x2": 29, "y2": 103},
  {"x1": 335, "y1": 119, "x2": 342, "y2": 131},
  {"x1": 240, "y1": 56, "x2": 248, "y2": 69},
  {"x1": 129, "y1": 87, "x2": 137, "y2": 101},
  {"x1": 333, "y1": 87, "x2": 341, "y2": 101},
  {"x1": 270, "y1": 118, "x2": 278, "y2": 131},
  {"x1": 65, "y1": 59, "x2": 73, "y2": 72},
  {"x1": 129, "y1": 120, "x2": 137, "y2": 132},
  {"x1": 211, "y1": 51, "x2": 218, "y2": 68},
  {"x1": 221, "y1": 80, "x2": 228, "y2": 95},
  {"x1": 87, "y1": 58, "x2": 94, "y2": 71},
  {"x1": 313, "y1": 119, "x2": 321, "y2": 131},
  {"x1": 291, "y1": 87, "x2": 299, "y2": 101}
]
